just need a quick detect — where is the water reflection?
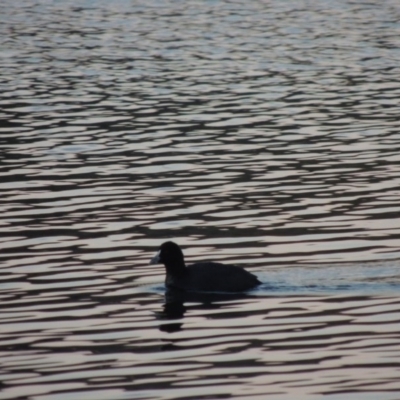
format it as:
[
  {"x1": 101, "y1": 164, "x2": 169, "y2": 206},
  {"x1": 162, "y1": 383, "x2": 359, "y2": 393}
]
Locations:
[
  {"x1": 2, "y1": 0, "x2": 400, "y2": 398},
  {"x1": 157, "y1": 288, "x2": 260, "y2": 333}
]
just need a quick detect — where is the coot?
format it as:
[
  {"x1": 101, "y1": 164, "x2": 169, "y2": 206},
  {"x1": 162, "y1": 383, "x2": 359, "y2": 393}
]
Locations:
[{"x1": 150, "y1": 241, "x2": 261, "y2": 292}]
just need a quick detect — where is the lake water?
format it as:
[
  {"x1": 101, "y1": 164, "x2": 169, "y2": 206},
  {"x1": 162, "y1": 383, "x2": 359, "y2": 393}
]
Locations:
[{"x1": 1, "y1": 0, "x2": 400, "y2": 399}]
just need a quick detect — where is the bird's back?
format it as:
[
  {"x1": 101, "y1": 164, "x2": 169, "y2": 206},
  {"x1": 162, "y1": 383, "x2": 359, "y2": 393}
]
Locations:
[{"x1": 166, "y1": 261, "x2": 260, "y2": 292}]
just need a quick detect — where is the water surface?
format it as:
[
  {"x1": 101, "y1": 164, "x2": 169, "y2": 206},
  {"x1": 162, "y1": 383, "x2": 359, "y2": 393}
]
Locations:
[{"x1": 1, "y1": 0, "x2": 400, "y2": 399}]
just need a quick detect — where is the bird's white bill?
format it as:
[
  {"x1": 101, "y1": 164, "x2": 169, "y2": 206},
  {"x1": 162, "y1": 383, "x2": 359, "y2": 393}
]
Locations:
[{"x1": 150, "y1": 250, "x2": 161, "y2": 265}]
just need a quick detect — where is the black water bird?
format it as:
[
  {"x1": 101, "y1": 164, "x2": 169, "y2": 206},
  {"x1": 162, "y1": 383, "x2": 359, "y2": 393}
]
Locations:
[{"x1": 150, "y1": 241, "x2": 261, "y2": 293}]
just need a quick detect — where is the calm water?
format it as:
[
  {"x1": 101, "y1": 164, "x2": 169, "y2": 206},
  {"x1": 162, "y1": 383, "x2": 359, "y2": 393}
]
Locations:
[{"x1": 1, "y1": 0, "x2": 400, "y2": 399}]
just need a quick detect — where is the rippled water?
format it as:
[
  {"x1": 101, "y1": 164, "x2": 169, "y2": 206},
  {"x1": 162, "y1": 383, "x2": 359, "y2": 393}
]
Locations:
[{"x1": 1, "y1": 0, "x2": 400, "y2": 399}]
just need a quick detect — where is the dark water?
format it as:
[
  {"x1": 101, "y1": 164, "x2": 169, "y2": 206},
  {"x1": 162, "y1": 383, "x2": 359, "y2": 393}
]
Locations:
[{"x1": 1, "y1": 0, "x2": 400, "y2": 399}]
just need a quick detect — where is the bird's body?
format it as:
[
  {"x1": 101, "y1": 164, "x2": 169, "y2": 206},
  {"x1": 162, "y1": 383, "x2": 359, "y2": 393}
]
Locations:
[{"x1": 150, "y1": 241, "x2": 261, "y2": 293}]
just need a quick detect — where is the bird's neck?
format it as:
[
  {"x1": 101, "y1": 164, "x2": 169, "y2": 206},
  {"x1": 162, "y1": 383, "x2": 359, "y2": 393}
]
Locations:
[{"x1": 165, "y1": 260, "x2": 186, "y2": 276}]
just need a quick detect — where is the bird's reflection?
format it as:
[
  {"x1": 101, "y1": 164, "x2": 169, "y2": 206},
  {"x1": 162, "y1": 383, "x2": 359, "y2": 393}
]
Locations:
[{"x1": 156, "y1": 287, "x2": 255, "y2": 333}]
